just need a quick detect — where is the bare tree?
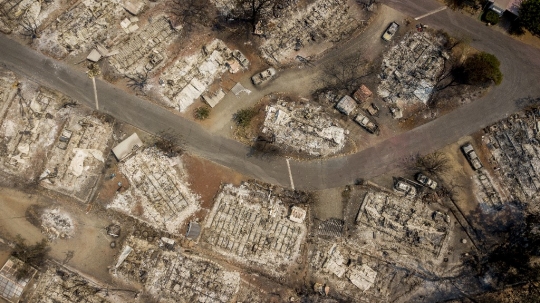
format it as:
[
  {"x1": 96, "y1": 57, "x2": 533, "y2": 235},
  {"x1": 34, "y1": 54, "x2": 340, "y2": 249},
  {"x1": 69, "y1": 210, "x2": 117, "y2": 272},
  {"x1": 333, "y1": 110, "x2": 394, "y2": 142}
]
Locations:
[
  {"x1": 234, "y1": 0, "x2": 273, "y2": 32},
  {"x1": 170, "y1": 0, "x2": 213, "y2": 32},
  {"x1": 126, "y1": 73, "x2": 148, "y2": 93},
  {"x1": 20, "y1": 17, "x2": 39, "y2": 40},
  {"x1": 317, "y1": 55, "x2": 373, "y2": 95},
  {"x1": 415, "y1": 151, "x2": 451, "y2": 177}
]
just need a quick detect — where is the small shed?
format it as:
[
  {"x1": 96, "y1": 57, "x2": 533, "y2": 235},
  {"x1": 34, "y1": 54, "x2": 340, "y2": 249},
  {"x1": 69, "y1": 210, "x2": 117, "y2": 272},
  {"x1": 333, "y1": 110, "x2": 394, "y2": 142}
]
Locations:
[
  {"x1": 335, "y1": 95, "x2": 356, "y2": 116},
  {"x1": 289, "y1": 206, "x2": 307, "y2": 223},
  {"x1": 186, "y1": 222, "x2": 201, "y2": 240},
  {"x1": 123, "y1": 0, "x2": 145, "y2": 15},
  {"x1": 86, "y1": 49, "x2": 102, "y2": 62},
  {"x1": 112, "y1": 133, "x2": 143, "y2": 161},
  {"x1": 353, "y1": 84, "x2": 373, "y2": 103}
]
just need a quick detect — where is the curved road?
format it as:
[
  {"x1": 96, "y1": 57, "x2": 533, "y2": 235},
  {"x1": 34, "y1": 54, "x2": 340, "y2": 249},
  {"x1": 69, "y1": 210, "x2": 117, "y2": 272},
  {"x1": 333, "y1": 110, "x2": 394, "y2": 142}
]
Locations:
[{"x1": 1, "y1": 0, "x2": 540, "y2": 190}]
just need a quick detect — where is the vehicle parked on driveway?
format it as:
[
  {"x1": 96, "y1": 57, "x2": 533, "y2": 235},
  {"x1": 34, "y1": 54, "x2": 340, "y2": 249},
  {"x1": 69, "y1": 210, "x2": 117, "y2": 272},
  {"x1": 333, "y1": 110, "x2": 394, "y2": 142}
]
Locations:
[
  {"x1": 416, "y1": 173, "x2": 437, "y2": 189},
  {"x1": 461, "y1": 143, "x2": 483, "y2": 170},
  {"x1": 354, "y1": 112, "x2": 379, "y2": 134},
  {"x1": 394, "y1": 180, "x2": 417, "y2": 198},
  {"x1": 382, "y1": 22, "x2": 399, "y2": 41},
  {"x1": 251, "y1": 67, "x2": 277, "y2": 85}
]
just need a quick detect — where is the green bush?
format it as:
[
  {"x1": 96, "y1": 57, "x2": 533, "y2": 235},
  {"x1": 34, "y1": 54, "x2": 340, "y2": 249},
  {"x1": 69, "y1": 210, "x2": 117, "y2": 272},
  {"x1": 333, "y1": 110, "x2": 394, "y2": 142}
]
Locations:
[
  {"x1": 194, "y1": 106, "x2": 210, "y2": 120},
  {"x1": 484, "y1": 10, "x2": 500, "y2": 25},
  {"x1": 234, "y1": 108, "x2": 256, "y2": 127}
]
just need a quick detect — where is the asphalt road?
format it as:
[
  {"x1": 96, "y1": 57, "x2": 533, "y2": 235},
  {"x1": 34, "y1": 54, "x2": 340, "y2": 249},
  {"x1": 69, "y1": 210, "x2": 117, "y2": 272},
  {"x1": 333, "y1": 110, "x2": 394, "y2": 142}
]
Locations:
[{"x1": 1, "y1": 0, "x2": 540, "y2": 190}]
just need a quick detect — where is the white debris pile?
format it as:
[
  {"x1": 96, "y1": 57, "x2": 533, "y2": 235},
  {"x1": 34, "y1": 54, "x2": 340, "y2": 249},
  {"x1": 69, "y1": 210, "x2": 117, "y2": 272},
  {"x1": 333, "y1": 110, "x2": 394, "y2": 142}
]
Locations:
[
  {"x1": 258, "y1": 0, "x2": 360, "y2": 64},
  {"x1": 0, "y1": 0, "x2": 54, "y2": 34},
  {"x1": 39, "y1": 0, "x2": 125, "y2": 57},
  {"x1": 261, "y1": 101, "x2": 346, "y2": 157},
  {"x1": 115, "y1": 236, "x2": 241, "y2": 303},
  {"x1": 160, "y1": 39, "x2": 249, "y2": 112},
  {"x1": 201, "y1": 182, "x2": 307, "y2": 276},
  {"x1": 378, "y1": 32, "x2": 446, "y2": 104},
  {"x1": 108, "y1": 147, "x2": 200, "y2": 233},
  {"x1": 108, "y1": 17, "x2": 177, "y2": 77},
  {"x1": 40, "y1": 208, "x2": 74, "y2": 240},
  {"x1": 0, "y1": 85, "x2": 64, "y2": 180},
  {"x1": 483, "y1": 112, "x2": 540, "y2": 210},
  {"x1": 27, "y1": 263, "x2": 121, "y2": 303},
  {"x1": 353, "y1": 191, "x2": 451, "y2": 264},
  {"x1": 308, "y1": 241, "x2": 423, "y2": 302},
  {"x1": 40, "y1": 115, "x2": 113, "y2": 202}
]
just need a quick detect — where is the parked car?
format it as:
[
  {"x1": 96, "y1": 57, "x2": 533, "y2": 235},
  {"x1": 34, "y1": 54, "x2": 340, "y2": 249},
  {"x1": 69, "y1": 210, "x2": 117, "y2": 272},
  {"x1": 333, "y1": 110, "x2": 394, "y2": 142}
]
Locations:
[
  {"x1": 354, "y1": 113, "x2": 378, "y2": 134},
  {"x1": 382, "y1": 22, "x2": 399, "y2": 41},
  {"x1": 416, "y1": 173, "x2": 437, "y2": 189},
  {"x1": 394, "y1": 180, "x2": 417, "y2": 197},
  {"x1": 461, "y1": 143, "x2": 483, "y2": 170},
  {"x1": 251, "y1": 67, "x2": 277, "y2": 85}
]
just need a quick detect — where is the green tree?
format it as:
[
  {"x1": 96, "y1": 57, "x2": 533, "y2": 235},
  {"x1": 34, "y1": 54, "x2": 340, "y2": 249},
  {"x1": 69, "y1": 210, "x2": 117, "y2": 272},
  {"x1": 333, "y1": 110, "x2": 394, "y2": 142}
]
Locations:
[
  {"x1": 520, "y1": 0, "x2": 540, "y2": 36},
  {"x1": 234, "y1": 108, "x2": 255, "y2": 127},
  {"x1": 462, "y1": 52, "x2": 503, "y2": 85}
]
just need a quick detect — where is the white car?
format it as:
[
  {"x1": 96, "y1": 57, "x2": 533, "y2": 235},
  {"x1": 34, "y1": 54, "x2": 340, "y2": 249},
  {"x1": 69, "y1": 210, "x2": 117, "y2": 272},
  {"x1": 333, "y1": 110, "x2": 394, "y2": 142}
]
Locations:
[
  {"x1": 416, "y1": 173, "x2": 437, "y2": 190},
  {"x1": 251, "y1": 67, "x2": 277, "y2": 85},
  {"x1": 461, "y1": 143, "x2": 483, "y2": 170},
  {"x1": 394, "y1": 180, "x2": 417, "y2": 197},
  {"x1": 382, "y1": 22, "x2": 399, "y2": 41}
]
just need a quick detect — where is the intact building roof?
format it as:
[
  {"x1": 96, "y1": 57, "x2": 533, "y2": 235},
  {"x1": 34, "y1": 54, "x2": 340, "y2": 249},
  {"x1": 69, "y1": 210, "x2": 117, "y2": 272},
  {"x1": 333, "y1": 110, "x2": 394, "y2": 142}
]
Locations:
[
  {"x1": 336, "y1": 95, "x2": 357, "y2": 116},
  {"x1": 186, "y1": 222, "x2": 201, "y2": 240},
  {"x1": 112, "y1": 133, "x2": 143, "y2": 161},
  {"x1": 353, "y1": 85, "x2": 373, "y2": 103},
  {"x1": 491, "y1": 0, "x2": 521, "y2": 15}
]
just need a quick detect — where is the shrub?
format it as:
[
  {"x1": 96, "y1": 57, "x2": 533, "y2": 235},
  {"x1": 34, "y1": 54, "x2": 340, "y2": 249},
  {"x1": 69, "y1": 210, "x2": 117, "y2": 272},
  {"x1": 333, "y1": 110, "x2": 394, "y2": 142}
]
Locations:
[
  {"x1": 194, "y1": 106, "x2": 210, "y2": 120},
  {"x1": 484, "y1": 10, "x2": 500, "y2": 25},
  {"x1": 234, "y1": 108, "x2": 256, "y2": 127}
]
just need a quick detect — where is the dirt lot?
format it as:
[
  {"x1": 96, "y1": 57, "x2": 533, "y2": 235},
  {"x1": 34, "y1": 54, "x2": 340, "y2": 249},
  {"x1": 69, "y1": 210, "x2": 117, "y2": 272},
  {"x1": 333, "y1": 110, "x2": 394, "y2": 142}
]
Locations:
[
  {"x1": 0, "y1": 186, "x2": 120, "y2": 284},
  {"x1": 181, "y1": 153, "x2": 246, "y2": 234}
]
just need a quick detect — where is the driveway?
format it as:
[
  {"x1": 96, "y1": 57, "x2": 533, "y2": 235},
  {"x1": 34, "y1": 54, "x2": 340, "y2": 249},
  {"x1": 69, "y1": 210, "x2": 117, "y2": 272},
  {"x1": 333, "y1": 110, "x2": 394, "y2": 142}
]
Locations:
[{"x1": 0, "y1": 1, "x2": 539, "y2": 190}]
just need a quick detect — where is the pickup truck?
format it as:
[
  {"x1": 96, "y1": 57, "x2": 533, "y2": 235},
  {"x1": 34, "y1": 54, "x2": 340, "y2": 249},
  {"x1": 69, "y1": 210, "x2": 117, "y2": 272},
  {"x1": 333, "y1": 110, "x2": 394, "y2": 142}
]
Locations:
[
  {"x1": 251, "y1": 67, "x2": 276, "y2": 85},
  {"x1": 382, "y1": 22, "x2": 399, "y2": 41},
  {"x1": 354, "y1": 113, "x2": 378, "y2": 134},
  {"x1": 461, "y1": 143, "x2": 483, "y2": 170}
]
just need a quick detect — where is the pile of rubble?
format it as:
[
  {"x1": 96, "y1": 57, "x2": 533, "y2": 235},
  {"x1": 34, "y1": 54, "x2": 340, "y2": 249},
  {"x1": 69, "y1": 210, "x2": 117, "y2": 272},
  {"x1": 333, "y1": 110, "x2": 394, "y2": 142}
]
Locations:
[
  {"x1": 473, "y1": 172, "x2": 505, "y2": 209},
  {"x1": 159, "y1": 39, "x2": 249, "y2": 112},
  {"x1": 40, "y1": 208, "x2": 74, "y2": 240},
  {"x1": 353, "y1": 190, "x2": 451, "y2": 264},
  {"x1": 200, "y1": 182, "x2": 307, "y2": 276},
  {"x1": 0, "y1": 0, "x2": 52, "y2": 34},
  {"x1": 109, "y1": 17, "x2": 177, "y2": 77},
  {"x1": 40, "y1": 115, "x2": 113, "y2": 202},
  {"x1": 484, "y1": 112, "x2": 540, "y2": 210},
  {"x1": 27, "y1": 263, "x2": 118, "y2": 303},
  {"x1": 0, "y1": 82, "x2": 64, "y2": 180},
  {"x1": 258, "y1": 0, "x2": 360, "y2": 64},
  {"x1": 309, "y1": 241, "x2": 422, "y2": 302},
  {"x1": 39, "y1": 0, "x2": 125, "y2": 57},
  {"x1": 108, "y1": 147, "x2": 200, "y2": 233},
  {"x1": 261, "y1": 101, "x2": 346, "y2": 157},
  {"x1": 378, "y1": 32, "x2": 447, "y2": 104},
  {"x1": 114, "y1": 236, "x2": 241, "y2": 303}
]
